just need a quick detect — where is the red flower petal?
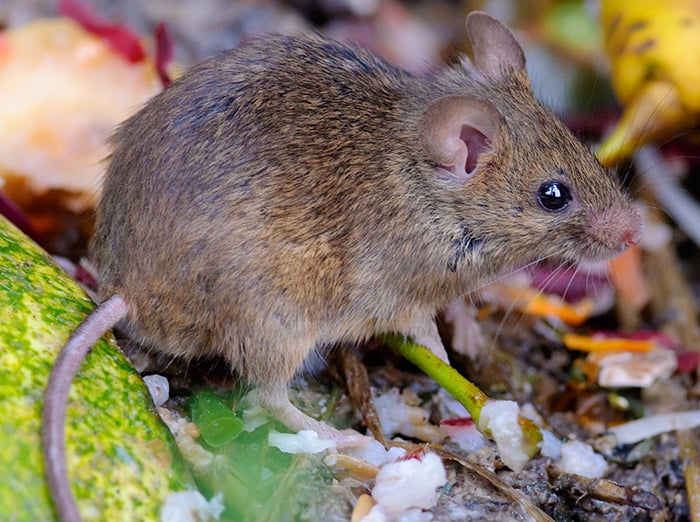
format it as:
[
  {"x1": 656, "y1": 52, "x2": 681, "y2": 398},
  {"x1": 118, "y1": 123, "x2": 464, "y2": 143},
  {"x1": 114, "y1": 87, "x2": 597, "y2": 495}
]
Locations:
[
  {"x1": 440, "y1": 417, "x2": 474, "y2": 427},
  {"x1": 676, "y1": 351, "x2": 700, "y2": 373},
  {"x1": 155, "y1": 22, "x2": 173, "y2": 88},
  {"x1": 57, "y1": 0, "x2": 145, "y2": 63},
  {"x1": 0, "y1": 191, "x2": 40, "y2": 242}
]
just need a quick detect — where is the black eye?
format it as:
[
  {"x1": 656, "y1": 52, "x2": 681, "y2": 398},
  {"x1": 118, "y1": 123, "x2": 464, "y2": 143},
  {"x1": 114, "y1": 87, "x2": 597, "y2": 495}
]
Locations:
[{"x1": 537, "y1": 181, "x2": 572, "y2": 212}]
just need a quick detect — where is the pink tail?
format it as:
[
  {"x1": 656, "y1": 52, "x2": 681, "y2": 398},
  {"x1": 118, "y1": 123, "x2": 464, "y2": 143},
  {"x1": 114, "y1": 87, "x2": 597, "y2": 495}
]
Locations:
[{"x1": 42, "y1": 294, "x2": 128, "y2": 522}]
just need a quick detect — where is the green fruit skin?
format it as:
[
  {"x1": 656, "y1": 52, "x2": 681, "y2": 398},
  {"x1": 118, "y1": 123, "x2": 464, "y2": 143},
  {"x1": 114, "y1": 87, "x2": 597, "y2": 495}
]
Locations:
[{"x1": 0, "y1": 216, "x2": 191, "y2": 521}]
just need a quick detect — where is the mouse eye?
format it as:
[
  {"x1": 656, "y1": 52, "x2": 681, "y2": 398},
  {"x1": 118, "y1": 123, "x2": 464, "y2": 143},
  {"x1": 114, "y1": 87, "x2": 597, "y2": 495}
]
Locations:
[{"x1": 537, "y1": 181, "x2": 571, "y2": 212}]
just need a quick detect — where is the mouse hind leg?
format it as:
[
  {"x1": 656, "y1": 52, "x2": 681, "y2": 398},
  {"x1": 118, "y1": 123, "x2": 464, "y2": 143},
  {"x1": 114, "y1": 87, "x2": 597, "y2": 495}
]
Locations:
[
  {"x1": 241, "y1": 331, "x2": 368, "y2": 446},
  {"x1": 248, "y1": 382, "x2": 330, "y2": 436},
  {"x1": 247, "y1": 380, "x2": 369, "y2": 447}
]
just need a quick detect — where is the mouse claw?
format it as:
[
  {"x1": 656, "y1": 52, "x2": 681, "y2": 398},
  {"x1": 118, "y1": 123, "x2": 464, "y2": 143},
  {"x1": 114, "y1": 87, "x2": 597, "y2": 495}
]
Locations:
[{"x1": 294, "y1": 423, "x2": 373, "y2": 449}]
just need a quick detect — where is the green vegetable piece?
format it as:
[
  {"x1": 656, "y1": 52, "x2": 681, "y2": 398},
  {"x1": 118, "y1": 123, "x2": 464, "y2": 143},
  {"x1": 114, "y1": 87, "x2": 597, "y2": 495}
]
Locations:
[
  {"x1": 189, "y1": 389, "x2": 244, "y2": 447},
  {"x1": 0, "y1": 216, "x2": 192, "y2": 521}
]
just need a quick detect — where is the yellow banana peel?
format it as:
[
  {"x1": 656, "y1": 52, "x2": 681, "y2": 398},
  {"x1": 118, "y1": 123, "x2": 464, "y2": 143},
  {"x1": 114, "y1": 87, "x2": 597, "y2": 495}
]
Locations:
[{"x1": 598, "y1": 0, "x2": 700, "y2": 166}]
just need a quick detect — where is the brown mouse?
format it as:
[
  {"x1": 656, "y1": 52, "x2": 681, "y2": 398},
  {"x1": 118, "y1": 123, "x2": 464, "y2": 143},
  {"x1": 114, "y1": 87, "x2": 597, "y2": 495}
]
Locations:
[{"x1": 43, "y1": 11, "x2": 640, "y2": 521}]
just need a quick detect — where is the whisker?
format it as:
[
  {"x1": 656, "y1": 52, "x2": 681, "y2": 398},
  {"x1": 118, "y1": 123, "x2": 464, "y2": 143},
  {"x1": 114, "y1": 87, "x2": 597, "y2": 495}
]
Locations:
[
  {"x1": 488, "y1": 261, "x2": 568, "y2": 352},
  {"x1": 634, "y1": 146, "x2": 700, "y2": 245},
  {"x1": 556, "y1": 264, "x2": 576, "y2": 305},
  {"x1": 463, "y1": 253, "x2": 562, "y2": 296}
]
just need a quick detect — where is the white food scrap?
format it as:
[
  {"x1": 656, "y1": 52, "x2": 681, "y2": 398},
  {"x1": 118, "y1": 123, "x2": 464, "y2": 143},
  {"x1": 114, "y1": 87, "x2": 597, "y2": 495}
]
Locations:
[
  {"x1": 160, "y1": 490, "x2": 224, "y2": 522},
  {"x1": 438, "y1": 417, "x2": 487, "y2": 452},
  {"x1": 609, "y1": 410, "x2": 700, "y2": 445},
  {"x1": 268, "y1": 429, "x2": 337, "y2": 454},
  {"x1": 143, "y1": 374, "x2": 169, "y2": 407},
  {"x1": 478, "y1": 400, "x2": 529, "y2": 472},
  {"x1": 590, "y1": 347, "x2": 677, "y2": 388},
  {"x1": 539, "y1": 429, "x2": 563, "y2": 460},
  {"x1": 558, "y1": 440, "x2": 608, "y2": 478},
  {"x1": 374, "y1": 387, "x2": 441, "y2": 442},
  {"x1": 362, "y1": 450, "x2": 447, "y2": 522},
  {"x1": 343, "y1": 438, "x2": 407, "y2": 467}
]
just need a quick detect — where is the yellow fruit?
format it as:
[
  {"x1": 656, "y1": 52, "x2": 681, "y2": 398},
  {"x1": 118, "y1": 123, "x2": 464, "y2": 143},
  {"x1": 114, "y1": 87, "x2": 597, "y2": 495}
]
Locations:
[{"x1": 598, "y1": 0, "x2": 700, "y2": 166}]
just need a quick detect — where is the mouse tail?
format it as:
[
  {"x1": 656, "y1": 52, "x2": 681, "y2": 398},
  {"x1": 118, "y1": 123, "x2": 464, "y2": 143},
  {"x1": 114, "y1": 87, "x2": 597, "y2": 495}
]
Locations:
[{"x1": 42, "y1": 294, "x2": 128, "y2": 522}]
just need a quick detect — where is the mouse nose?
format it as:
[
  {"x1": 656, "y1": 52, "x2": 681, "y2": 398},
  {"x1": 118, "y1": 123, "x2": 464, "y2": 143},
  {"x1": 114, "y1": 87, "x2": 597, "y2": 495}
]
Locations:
[
  {"x1": 621, "y1": 228, "x2": 641, "y2": 248},
  {"x1": 615, "y1": 204, "x2": 643, "y2": 250}
]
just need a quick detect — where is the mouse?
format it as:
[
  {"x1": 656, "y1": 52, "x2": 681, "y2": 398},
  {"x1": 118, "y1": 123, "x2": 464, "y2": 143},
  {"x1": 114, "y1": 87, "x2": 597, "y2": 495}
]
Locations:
[{"x1": 42, "y1": 11, "x2": 641, "y2": 521}]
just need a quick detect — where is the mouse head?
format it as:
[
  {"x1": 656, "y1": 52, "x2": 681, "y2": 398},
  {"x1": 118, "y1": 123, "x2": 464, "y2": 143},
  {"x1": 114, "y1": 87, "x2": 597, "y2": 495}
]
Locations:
[{"x1": 418, "y1": 12, "x2": 640, "y2": 275}]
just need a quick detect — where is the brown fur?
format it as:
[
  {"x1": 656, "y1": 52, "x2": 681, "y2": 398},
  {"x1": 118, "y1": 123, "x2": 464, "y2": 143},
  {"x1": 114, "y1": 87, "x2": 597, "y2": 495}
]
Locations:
[{"x1": 91, "y1": 13, "x2": 639, "y2": 430}]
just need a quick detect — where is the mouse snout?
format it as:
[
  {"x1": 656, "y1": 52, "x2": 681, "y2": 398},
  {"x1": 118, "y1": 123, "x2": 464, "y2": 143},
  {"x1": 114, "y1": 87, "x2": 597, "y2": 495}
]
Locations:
[
  {"x1": 620, "y1": 226, "x2": 641, "y2": 248},
  {"x1": 585, "y1": 205, "x2": 642, "y2": 259},
  {"x1": 608, "y1": 209, "x2": 642, "y2": 253},
  {"x1": 617, "y1": 204, "x2": 643, "y2": 250}
]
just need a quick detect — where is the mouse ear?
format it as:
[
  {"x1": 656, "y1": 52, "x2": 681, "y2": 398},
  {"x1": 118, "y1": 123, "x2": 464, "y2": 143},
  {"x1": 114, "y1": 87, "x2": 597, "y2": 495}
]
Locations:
[
  {"x1": 465, "y1": 11, "x2": 526, "y2": 79},
  {"x1": 420, "y1": 95, "x2": 500, "y2": 183}
]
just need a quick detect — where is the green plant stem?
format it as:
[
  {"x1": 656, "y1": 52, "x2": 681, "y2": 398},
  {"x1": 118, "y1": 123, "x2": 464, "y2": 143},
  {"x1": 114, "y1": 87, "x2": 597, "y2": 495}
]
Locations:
[
  {"x1": 383, "y1": 334, "x2": 488, "y2": 423},
  {"x1": 383, "y1": 333, "x2": 542, "y2": 458}
]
